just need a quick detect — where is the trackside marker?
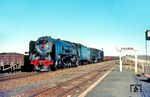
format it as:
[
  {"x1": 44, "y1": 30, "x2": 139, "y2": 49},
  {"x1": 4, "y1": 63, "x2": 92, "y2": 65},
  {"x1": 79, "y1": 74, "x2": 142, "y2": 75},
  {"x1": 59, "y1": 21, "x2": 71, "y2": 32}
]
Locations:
[{"x1": 78, "y1": 66, "x2": 115, "y2": 97}]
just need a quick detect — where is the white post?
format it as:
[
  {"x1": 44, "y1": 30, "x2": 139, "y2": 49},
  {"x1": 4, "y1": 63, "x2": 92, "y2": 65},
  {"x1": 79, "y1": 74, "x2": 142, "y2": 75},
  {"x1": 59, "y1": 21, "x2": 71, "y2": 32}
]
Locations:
[
  {"x1": 119, "y1": 51, "x2": 122, "y2": 72},
  {"x1": 135, "y1": 52, "x2": 137, "y2": 73}
]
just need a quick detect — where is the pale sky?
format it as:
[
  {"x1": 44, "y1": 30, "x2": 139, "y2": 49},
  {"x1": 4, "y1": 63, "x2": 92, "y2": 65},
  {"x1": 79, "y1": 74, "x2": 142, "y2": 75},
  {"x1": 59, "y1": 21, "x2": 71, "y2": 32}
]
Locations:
[{"x1": 0, "y1": 0, "x2": 150, "y2": 56}]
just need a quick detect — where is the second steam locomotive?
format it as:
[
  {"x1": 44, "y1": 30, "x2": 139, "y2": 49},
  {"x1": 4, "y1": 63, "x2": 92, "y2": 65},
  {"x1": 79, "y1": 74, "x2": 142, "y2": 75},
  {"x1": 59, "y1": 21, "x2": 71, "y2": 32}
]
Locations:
[{"x1": 29, "y1": 36, "x2": 104, "y2": 71}]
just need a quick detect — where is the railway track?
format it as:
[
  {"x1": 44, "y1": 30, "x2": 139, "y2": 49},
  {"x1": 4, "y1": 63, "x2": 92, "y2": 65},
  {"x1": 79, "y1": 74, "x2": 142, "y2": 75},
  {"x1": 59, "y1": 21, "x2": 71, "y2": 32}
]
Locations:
[
  {"x1": 19, "y1": 62, "x2": 116, "y2": 97},
  {"x1": 0, "y1": 72, "x2": 38, "y2": 82},
  {"x1": 0, "y1": 60, "x2": 116, "y2": 83}
]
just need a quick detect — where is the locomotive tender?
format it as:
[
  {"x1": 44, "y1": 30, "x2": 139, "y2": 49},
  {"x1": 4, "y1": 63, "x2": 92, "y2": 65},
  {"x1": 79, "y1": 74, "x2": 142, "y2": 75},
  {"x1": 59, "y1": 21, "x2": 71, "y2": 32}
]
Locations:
[{"x1": 29, "y1": 36, "x2": 104, "y2": 71}]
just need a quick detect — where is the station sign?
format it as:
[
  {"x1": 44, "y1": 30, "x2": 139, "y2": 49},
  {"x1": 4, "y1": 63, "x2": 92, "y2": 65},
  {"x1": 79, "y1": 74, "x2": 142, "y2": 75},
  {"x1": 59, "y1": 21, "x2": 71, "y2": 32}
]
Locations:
[
  {"x1": 117, "y1": 47, "x2": 135, "y2": 51},
  {"x1": 121, "y1": 47, "x2": 134, "y2": 51},
  {"x1": 146, "y1": 30, "x2": 150, "y2": 40}
]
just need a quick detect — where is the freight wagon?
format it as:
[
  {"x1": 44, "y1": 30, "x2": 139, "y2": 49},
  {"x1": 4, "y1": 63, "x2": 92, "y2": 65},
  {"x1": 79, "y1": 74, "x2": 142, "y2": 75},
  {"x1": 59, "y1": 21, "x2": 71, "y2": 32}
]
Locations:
[{"x1": 0, "y1": 53, "x2": 24, "y2": 72}]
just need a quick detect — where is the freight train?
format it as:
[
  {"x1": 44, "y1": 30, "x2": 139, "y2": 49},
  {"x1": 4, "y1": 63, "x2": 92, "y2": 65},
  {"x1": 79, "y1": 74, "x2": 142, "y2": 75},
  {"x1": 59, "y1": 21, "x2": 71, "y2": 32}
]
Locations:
[
  {"x1": 0, "y1": 53, "x2": 24, "y2": 72},
  {"x1": 29, "y1": 36, "x2": 104, "y2": 71}
]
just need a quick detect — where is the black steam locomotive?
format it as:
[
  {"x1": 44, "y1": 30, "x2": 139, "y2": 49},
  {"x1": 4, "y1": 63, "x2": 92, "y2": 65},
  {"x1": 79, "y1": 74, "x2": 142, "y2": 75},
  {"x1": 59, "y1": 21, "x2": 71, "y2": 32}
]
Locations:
[{"x1": 29, "y1": 36, "x2": 104, "y2": 71}]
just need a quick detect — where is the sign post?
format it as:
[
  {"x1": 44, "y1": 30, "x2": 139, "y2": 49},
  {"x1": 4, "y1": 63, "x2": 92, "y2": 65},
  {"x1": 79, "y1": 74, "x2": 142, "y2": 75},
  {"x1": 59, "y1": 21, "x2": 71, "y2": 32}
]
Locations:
[
  {"x1": 135, "y1": 51, "x2": 137, "y2": 73},
  {"x1": 145, "y1": 30, "x2": 150, "y2": 75},
  {"x1": 119, "y1": 50, "x2": 122, "y2": 72},
  {"x1": 117, "y1": 47, "x2": 138, "y2": 73}
]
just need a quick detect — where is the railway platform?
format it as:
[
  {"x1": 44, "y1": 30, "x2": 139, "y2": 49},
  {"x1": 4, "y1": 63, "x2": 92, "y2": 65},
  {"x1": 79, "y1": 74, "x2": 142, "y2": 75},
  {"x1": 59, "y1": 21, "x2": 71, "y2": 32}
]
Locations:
[{"x1": 85, "y1": 65, "x2": 149, "y2": 97}]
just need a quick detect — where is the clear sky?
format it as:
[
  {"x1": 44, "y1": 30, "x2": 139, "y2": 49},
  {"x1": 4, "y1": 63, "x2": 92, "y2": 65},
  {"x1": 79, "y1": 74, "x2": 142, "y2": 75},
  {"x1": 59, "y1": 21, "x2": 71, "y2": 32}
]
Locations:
[{"x1": 0, "y1": 0, "x2": 150, "y2": 56}]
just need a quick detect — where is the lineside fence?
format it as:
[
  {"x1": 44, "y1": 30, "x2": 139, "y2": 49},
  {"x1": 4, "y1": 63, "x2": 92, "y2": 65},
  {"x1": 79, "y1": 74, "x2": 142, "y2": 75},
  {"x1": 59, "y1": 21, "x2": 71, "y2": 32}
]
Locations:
[{"x1": 123, "y1": 56, "x2": 149, "y2": 73}]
